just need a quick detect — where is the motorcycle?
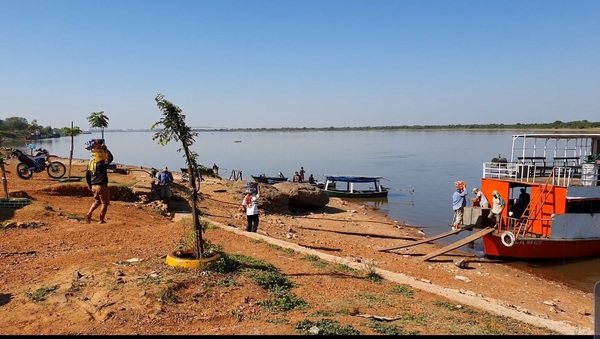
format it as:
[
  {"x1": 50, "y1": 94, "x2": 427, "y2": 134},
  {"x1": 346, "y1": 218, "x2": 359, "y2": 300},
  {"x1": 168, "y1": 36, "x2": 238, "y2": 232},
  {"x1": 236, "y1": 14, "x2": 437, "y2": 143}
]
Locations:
[{"x1": 10, "y1": 148, "x2": 67, "y2": 180}]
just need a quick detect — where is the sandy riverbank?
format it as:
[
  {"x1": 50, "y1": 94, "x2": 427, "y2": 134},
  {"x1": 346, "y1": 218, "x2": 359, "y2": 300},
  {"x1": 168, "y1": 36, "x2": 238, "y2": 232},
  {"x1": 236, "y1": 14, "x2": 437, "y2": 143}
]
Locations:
[{"x1": 0, "y1": 158, "x2": 594, "y2": 334}]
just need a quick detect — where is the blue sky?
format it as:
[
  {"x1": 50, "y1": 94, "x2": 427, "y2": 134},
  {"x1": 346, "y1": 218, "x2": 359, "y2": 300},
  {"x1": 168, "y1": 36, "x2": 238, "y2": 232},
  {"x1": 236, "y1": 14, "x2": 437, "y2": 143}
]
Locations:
[{"x1": 1, "y1": 0, "x2": 599, "y2": 130}]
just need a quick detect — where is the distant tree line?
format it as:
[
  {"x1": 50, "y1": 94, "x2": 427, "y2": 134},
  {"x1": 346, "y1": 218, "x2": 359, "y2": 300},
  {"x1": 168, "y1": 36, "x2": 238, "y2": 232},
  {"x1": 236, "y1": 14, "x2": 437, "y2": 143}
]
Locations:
[
  {"x1": 0, "y1": 116, "x2": 56, "y2": 140},
  {"x1": 0, "y1": 112, "x2": 110, "y2": 140},
  {"x1": 2, "y1": 116, "x2": 600, "y2": 140},
  {"x1": 206, "y1": 120, "x2": 600, "y2": 132}
]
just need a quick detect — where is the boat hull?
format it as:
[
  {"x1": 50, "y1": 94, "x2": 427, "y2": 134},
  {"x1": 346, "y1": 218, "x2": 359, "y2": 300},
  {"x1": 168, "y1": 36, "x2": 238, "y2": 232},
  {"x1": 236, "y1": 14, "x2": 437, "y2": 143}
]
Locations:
[
  {"x1": 252, "y1": 175, "x2": 288, "y2": 184},
  {"x1": 482, "y1": 234, "x2": 600, "y2": 259},
  {"x1": 323, "y1": 190, "x2": 388, "y2": 198}
]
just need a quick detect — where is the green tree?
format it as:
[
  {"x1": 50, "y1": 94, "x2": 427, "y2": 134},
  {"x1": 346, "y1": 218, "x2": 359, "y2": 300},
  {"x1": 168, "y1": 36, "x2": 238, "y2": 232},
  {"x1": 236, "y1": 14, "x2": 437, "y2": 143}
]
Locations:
[
  {"x1": 3, "y1": 117, "x2": 28, "y2": 131},
  {"x1": 60, "y1": 124, "x2": 83, "y2": 180},
  {"x1": 87, "y1": 111, "x2": 109, "y2": 139},
  {"x1": 151, "y1": 93, "x2": 206, "y2": 259}
]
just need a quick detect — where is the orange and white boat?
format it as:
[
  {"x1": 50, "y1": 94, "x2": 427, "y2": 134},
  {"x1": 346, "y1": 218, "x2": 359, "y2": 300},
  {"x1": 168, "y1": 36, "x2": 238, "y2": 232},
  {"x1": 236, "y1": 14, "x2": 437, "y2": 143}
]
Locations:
[{"x1": 467, "y1": 133, "x2": 600, "y2": 259}]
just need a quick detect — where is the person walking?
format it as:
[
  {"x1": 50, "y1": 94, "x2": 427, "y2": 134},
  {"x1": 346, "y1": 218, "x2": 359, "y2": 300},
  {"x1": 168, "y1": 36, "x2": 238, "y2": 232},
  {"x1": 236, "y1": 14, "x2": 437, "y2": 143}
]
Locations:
[
  {"x1": 242, "y1": 183, "x2": 261, "y2": 232},
  {"x1": 488, "y1": 190, "x2": 506, "y2": 227},
  {"x1": 212, "y1": 163, "x2": 219, "y2": 176},
  {"x1": 157, "y1": 166, "x2": 174, "y2": 204},
  {"x1": 299, "y1": 166, "x2": 306, "y2": 183},
  {"x1": 84, "y1": 139, "x2": 113, "y2": 224},
  {"x1": 451, "y1": 181, "x2": 468, "y2": 230},
  {"x1": 470, "y1": 187, "x2": 489, "y2": 208}
]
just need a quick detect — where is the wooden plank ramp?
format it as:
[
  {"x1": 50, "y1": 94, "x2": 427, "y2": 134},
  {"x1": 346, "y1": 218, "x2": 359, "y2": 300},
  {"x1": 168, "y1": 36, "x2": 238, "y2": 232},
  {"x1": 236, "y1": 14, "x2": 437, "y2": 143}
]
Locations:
[
  {"x1": 377, "y1": 225, "x2": 475, "y2": 252},
  {"x1": 421, "y1": 227, "x2": 495, "y2": 261}
]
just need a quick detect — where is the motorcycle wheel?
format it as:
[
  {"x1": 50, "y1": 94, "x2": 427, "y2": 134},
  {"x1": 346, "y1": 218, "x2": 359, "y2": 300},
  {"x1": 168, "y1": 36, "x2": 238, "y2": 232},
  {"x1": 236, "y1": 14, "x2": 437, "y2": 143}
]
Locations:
[
  {"x1": 47, "y1": 161, "x2": 67, "y2": 179},
  {"x1": 16, "y1": 163, "x2": 33, "y2": 180}
]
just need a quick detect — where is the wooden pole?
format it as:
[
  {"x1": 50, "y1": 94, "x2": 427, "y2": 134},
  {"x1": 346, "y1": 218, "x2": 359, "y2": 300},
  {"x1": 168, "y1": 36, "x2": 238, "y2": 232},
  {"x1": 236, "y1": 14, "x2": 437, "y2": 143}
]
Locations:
[
  {"x1": 68, "y1": 121, "x2": 74, "y2": 180},
  {"x1": 0, "y1": 158, "x2": 8, "y2": 199}
]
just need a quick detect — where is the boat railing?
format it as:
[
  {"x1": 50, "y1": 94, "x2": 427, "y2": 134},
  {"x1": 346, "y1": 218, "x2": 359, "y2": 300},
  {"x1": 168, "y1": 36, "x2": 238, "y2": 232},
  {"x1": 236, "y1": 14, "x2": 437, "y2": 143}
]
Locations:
[
  {"x1": 483, "y1": 162, "x2": 576, "y2": 186},
  {"x1": 498, "y1": 215, "x2": 552, "y2": 238}
]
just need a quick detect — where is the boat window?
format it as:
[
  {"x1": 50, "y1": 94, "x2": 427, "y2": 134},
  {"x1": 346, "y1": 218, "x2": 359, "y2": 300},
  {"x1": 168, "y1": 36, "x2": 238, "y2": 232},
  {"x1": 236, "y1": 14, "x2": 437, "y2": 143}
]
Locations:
[{"x1": 565, "y1": 200, "x2": 600, "y2": 214}]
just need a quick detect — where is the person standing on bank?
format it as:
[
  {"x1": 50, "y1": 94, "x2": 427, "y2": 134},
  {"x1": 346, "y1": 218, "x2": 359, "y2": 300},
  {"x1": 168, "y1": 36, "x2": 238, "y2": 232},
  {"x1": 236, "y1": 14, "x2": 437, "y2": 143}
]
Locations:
[
  {"x1": 242, "y1": 183, "x2": 261, "y2": 232},
  {"x1": 299, "y1": 166, "x2": 306, "y2": 183},
  {"x1": 157, "y1": 166, "x2": 174, "y2": 204},
  {"x1": 488, "y1": 190, "x2": 506, "y2": 227},
  {"x1": 85, "y1": 139, "x2": 113, "y2": 224},
  {"x1": 452, "y1": 181, "x2": 468, "y2": 230}
]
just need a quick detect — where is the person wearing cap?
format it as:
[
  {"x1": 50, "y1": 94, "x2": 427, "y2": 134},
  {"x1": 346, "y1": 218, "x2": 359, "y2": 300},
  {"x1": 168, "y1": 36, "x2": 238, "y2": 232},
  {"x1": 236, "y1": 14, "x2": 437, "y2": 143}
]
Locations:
[
  {"x1": 241, "y1": 183, "x2": 261, "y2": 232},
  {"x1": 451, "y1": 181, "x2": 468, "y2": 230},
  {"x1": 156, "y1": 166, "x2": 174, "y2": 204},
  {"x1": 470, "y1": 187, "x2": 489, "y2": 208},
  {"x1": 85, "y1": 139, "x2": 113, "y2": 224}
]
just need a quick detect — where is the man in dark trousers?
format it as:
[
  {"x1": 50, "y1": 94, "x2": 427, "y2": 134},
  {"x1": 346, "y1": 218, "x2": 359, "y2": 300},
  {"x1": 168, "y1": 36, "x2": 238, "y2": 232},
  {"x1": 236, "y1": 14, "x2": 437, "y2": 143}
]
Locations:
[{"x1": 85, "y1": 139, "x2": 113, "y2": 224}]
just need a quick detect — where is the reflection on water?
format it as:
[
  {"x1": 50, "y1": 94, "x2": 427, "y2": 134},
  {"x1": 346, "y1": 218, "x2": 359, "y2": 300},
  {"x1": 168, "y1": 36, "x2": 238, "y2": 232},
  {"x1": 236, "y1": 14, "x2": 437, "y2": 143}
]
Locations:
[{"x1": 349, "y1": 197, "x2": 389, "y2": 209}]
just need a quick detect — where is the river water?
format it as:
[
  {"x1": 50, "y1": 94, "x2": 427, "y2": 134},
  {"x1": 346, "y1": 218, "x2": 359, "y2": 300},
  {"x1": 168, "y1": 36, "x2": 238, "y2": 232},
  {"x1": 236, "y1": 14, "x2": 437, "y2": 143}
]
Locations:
[{"x1": 3, "y1": 129, "x2": 599, "y2": 292}]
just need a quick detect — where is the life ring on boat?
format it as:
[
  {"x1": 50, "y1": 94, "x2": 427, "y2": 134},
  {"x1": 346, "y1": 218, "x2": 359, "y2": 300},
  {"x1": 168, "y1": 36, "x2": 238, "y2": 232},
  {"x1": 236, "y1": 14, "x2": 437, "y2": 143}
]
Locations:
[{"x1": 500, "y1": 231, "x2": 516, "y2": 247}]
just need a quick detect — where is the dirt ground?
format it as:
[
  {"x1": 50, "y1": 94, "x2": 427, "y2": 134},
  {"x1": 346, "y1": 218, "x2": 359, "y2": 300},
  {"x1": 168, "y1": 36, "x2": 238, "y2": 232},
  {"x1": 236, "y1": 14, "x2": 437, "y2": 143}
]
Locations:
[{"x1": 0, "y1": 157, "x2": 595, "y2": 335}]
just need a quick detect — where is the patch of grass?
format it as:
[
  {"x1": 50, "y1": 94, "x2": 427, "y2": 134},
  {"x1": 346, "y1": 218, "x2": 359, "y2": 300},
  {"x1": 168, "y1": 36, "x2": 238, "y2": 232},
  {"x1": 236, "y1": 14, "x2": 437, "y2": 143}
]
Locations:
[
  {"x1": 366, "y1": 320, "x2": 419, "y2": 335},
  {"x1": 295, "y1": 318, "x2": 361, "y2": 335},
  {"x1": 137, "y1": 276, "x2": 162, "y2": 287},
  {"x1": 303, "y1": 254, "x2": 320, "y2": 261},
  {"x1": 364, "y1": 271, "x2": 383, "y2": 283},
  {"x1": 159, "y1": 285, "x2": 182, "y2": 304},
  {"x1": 25, "y1": 285, "x2": 59, "y2": 302},
  {"x1": 302, "y1": 254, "x2": 329, "y2": 269},
  {"x1": 279, "y1": 246, "x2": 295, "y2": 255},
  {"x1": 258, "y1": 285, "x2": 308, "y2": 312},
  {"x1": 332, "y1": 263, "x2": 357, "y2": 273},
  {"x1": 355, "y1": 292, "x2": 392, "y2": 307},
  {"x1": 204, "y1": 222, "x2": 219, "y2": 230},
  {"x1": 401, "y1": 313, "x2": 428, "y2": 325},
  {"x1": 390, "y1": 284, "x2": 414, "y2": 298},
  {"x1": 251, "y1": 270, "x2": 295, "y2": 291},
  {"x1": 230, "y1": 310, "x2": 244, "y2": 322},
  {"x1": 66, "y1": 214, "x2": 84, "y2": 221},
  {"x1": 265, "y1": 317, "x2": 290, "y2": 325},
  {"x1": 433, "y1": 300, "x2": 458, "y2": 310}
]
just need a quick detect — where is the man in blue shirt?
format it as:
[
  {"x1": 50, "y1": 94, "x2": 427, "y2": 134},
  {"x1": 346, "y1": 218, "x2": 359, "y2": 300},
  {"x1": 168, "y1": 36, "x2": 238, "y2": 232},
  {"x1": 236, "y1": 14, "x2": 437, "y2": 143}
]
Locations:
[
  {"x1": 452, "y1": 181, "x2": 468, "y2": 230},
  {"x1": 157, "y1": 166, "x2": 174, "y2": 204}
]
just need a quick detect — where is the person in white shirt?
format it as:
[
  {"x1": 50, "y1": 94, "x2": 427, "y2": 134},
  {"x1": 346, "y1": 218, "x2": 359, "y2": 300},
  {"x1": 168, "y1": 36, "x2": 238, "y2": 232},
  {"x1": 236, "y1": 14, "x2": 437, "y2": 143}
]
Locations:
[
  {"x1": 471, "y1": 187, "x2": 489, "y2": 208},
  {"x1": 241, "y1": 183, "x2": 261, "y2": 232}
]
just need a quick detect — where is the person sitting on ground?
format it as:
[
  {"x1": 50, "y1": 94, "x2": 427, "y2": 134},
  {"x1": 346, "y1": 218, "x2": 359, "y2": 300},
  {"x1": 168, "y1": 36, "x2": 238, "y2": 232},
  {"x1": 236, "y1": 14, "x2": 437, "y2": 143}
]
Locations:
[
  {"x1": 308, "y1": 174, "x2": 316, "y2": 184},
  {"x1": 292, "y1": 171, "x2": 301, "y2": 183}
]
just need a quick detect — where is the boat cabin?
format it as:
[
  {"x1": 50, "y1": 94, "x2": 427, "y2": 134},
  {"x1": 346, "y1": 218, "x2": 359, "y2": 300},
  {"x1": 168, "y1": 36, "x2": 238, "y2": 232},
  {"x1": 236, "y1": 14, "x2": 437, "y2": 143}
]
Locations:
[
  {"x1": 322, "y1": 175, "x2": 388, "y2": 198},
  {"x1": 480, "y1": 133, "x2": 600, "y2": 238}
]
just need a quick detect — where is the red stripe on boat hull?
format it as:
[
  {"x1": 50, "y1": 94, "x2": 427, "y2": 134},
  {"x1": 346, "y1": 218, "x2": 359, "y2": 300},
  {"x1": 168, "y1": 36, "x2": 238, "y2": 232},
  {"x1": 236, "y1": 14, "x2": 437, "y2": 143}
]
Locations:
[{"x1": 482, "y1": 235, "x2": 600, "y2": 259}]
